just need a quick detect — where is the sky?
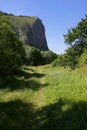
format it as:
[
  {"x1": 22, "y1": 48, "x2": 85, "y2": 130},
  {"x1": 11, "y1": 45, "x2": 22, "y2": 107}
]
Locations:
[{"x1": 0, "y1": 0, "x2": 87, "y2": 54}]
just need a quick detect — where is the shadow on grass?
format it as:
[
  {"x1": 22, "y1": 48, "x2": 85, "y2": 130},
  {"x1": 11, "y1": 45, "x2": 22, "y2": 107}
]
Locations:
[
  {"x1": 0, "y1": 100, "x2": 35, "y2": 130},
  {"x1": 22, "y1": 66, "x2": 35, "y2": 72},
  {"x1": 13, "y1": 69, "x2": 45, "y2": 79},
  {"x1": 0, "y1": 69, "x2": 47, "y2": 91},
  {"x1": 0, "y1": 99, "x2": 87, "y2": 130},
  {"x1": 37, "y1": 98, "x2": 87, "y2": 130}
]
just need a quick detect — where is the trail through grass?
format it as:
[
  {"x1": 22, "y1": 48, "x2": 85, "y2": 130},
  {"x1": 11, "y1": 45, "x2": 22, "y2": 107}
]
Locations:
[{"x1": 0, "y1": 65, "x2": 87, "y2": 130}]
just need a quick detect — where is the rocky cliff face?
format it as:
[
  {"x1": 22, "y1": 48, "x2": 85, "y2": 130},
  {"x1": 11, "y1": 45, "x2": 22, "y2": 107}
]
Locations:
[
  {"x1": 7, "y1": 15, "x2": 49, "y2": 51},
  {"x1": 26, "y1": 17, "x2": 48, "y2": 51}
]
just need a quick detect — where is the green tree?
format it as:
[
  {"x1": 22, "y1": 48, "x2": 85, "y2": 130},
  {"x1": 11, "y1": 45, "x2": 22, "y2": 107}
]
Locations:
[
  {"x1": 64, "y1": 16, "x2": 87, "y2": 68},
  {"x1": 0, "y1": 15, "x2": 25, "y2": 75},
  {"x1": 64, "y1": 16, "x2": 87, "y2": 51}
]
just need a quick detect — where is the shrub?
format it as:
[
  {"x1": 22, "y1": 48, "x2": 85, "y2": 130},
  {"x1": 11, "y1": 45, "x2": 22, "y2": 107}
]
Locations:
[
  {"x1": 52, "y1": 54, "x2": 66, "y2": 67},
  {"x1": 24, "y1": 45, "x2": 42, "y2": 65},
  {"x1": 41, "y1": 50, "x2": 57, "y2": 64}
]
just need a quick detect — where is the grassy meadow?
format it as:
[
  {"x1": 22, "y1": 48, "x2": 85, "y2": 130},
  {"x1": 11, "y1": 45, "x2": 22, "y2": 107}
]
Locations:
[{"x1": 0, "y1": 65, "x2": 87, "y2": 130}]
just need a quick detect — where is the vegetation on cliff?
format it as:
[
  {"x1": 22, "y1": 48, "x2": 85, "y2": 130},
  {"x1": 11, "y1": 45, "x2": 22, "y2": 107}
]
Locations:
[{"x1": 2, "y1": 11, "x2": 49, "y2": 51}]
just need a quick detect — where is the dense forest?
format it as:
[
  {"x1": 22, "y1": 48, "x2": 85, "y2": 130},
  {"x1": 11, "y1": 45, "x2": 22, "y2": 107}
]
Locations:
[{"x1": 0, "y1": 11, "x2": 87, "y2": 130}]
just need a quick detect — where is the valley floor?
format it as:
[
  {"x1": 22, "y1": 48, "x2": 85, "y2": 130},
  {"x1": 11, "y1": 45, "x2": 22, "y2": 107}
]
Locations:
[{"x1": 0, "y1": 65, "x2": 87, "y2": 130}]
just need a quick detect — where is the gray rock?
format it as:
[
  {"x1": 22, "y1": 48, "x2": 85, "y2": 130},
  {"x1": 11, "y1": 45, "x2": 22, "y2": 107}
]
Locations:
[{"x1": 26, "y1": 17, "x2": 49, "y2": 51}]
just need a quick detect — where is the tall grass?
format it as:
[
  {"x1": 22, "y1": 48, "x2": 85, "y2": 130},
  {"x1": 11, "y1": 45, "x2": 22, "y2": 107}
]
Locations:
[{"x1": 0, "y1": 65, "x2": 87, "y2": 130}]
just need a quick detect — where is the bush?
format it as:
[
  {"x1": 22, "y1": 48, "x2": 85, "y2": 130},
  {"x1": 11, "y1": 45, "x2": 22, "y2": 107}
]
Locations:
[
  {"x1": 41, "y1": 50, "x2": 57, "y2": 64},
  {"x1": 52, "y1": 54, "x2": 66, "y2": 67},
  {"x1": 53, "y1": 46, "x2": 79, "y2": 69},
  {"x1": 24, "y1": 45, "x2": 42, "y2": 65}
]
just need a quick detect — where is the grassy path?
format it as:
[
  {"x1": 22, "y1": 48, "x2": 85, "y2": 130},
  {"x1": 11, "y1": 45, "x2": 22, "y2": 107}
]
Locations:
[
  {"x1": 32, "y1": 66, "x2": 47, "y2": 109},
  {"x1": 0, "y1": 65, "x2": 87, "y2": 130}
]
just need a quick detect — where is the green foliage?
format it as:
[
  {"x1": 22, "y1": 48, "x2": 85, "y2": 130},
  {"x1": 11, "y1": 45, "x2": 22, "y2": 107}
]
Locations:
[
  {"x1": 24, "y1": 45, "x2": 57, "y2": 66},
  {"x1": 64, "y1": 16, "x2": 87, "y2": 51},
  {"x1": 41, "y1": 50, "x2": 57, "y2": 64},
  {"x1": 53, "y1": 47, "x2": 79, "y2": 69},
  {"x1": 52, "y1": 54, "x2": 65, "y2": 67},
  {"x1": 64, "y1": 46, "x2": 79, "y2": 69},
  {"x1": 78, "y1": 49, "x2": 87, "y2": 66},
  {"x1": 53, "y1": 46, "x2": 79, "y2": 69},
  {"x1": 0, "y1": 15, "x2": 25, "y2": 75},
  {"x1": 64, "y1": 16, "x2": 87, "y2": 47},
  {"x1": 24, "y1": 45, "x2": 43, "y2": 65},
  {"x1": 53, "y1": 16, "x2": 87, "y2": 69},
  {"x1": 62, "y1": 16, "x2": 87, "y2": 69}
]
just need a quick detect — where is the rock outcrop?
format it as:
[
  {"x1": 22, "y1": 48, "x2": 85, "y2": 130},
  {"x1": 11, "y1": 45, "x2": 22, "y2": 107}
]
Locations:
[
  {"x1": 26, "y1": 17, "x2": 48, "y2": 51},
  {"x1": 7, "y1": 15, "x2": 49, "y2": 51}
]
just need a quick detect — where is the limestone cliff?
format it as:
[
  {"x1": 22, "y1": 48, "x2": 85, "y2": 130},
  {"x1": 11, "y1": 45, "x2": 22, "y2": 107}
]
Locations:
[{"x1": 6, "y1": 15, "x2": 49, "y2": 51}]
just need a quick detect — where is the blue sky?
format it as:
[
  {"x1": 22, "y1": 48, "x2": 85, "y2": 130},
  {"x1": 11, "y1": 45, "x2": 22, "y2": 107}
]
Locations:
[{"x1": 0, "y1": 0, "x2": 87, "y2": 54}]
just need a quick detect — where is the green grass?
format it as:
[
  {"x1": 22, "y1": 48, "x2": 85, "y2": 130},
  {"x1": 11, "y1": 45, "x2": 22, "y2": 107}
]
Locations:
[{"x1": 0, "y1": 65, "x2": 87, "y2": 130}]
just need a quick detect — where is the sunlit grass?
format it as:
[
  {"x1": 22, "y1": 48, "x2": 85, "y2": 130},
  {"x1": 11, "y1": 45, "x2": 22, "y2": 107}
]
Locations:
[
  {"x1": 0, "y1": 65, "x2": 87, "y2": 130},
  {"x1": 44, "y1": 65, "x2": 87, "y2": 104}
]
